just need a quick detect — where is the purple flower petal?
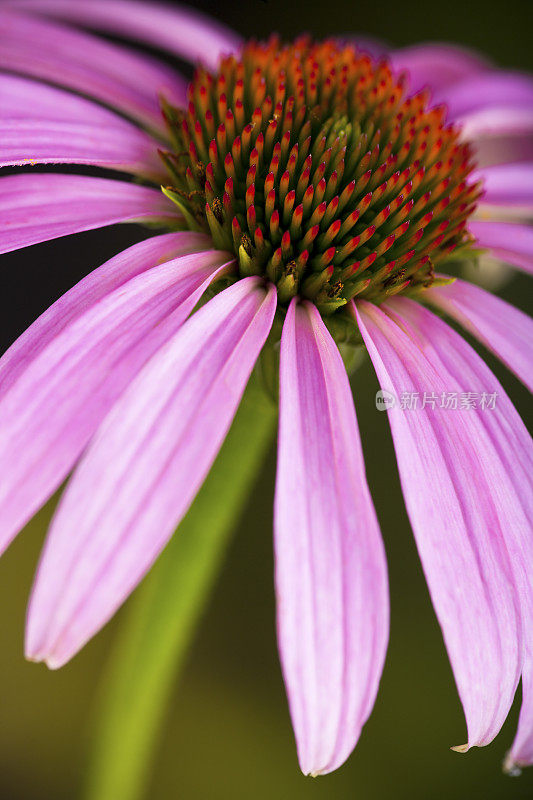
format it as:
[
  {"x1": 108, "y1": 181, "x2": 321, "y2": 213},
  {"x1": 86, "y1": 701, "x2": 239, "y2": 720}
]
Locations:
[
  {"x1": 25, "y1": 278, "x2": 276, "y2": 668},
  {"x1": 475, "y1": 163, "x2": 533, "y2": 211},
  {"x1": 0, "y1": 73, "x2": 135, "y2": 123},
  {"x1": 0, "y1": 75, "x2": 164, "y2": 177},
  {"x1": 390, "y1": 43, "x2": 489, "y2": 95},
  {"x1": 469, "y1": 220, "x2": 533, "y2": 274},
  {"x1": 1, "y1": 119, "x2": 162, "y2": 177},
  {"x1": 0, "y1": 173, "x2": 180, "y2": 255},
  {"x1": 1, "y1": 9, "x2": 186, "y2": 132},
  {"x1": 275, "y1": 300, "x2": 388, "y2": 775},
  {"x1": 384, "y1": 297, "x2": 533, "y2": 761},
  {"x1": 8, "y1": 0, "x2": 242, "y2": 69},
  {"x1": 438, "y1": 72, "x2": 533, "y2": 119},
  {"x1": 0, "y1": 231, "x2": 212, "y2": 395},
  {"x1": 424, "y1": 277, "x2": 533, "y2": 391},
  {"x1": 508, "y1": 655, "x2": 533, "y2": 771},
  {"x1": 385, "y1": 295, "x2": 533, "y2": 543},
  {"x1": 354, "y1": 298, "x2": 528, "y2": 749},
  {"x1": 458, "y1": 108, "x2": 533, "y2": 140},
  {"x1": 0, "y1": 250, "x2": 232, "y2": 555},
  {"x1": 473, "y1": 134, "x2": 533, "y2": 169}
]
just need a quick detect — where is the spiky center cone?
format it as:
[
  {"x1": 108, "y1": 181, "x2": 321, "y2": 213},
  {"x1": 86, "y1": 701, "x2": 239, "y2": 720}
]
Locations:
[{"x1": 161, "y1": 37, "x2": 481, "y2": 315}]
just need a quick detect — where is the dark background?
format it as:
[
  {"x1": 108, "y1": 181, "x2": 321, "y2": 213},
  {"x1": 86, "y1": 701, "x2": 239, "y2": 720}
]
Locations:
[{"x1": 1, "y1": 1, "x2": 532, "y2": 798}]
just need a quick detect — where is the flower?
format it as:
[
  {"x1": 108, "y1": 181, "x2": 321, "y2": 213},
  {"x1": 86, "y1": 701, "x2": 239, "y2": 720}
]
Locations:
[{"x1": 0, "y1": 0, "x2": 532, "y2": 778}]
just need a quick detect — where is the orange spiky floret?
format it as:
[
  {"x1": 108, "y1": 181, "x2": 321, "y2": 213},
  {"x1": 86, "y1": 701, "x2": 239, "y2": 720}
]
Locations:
[{"x1": 162, "y1": 36, "x2": 481, "y2": 314}]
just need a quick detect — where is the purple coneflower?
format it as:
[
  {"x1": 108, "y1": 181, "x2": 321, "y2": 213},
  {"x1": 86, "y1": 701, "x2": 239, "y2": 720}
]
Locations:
[{"x1": 0, "y1": 0, "x2": 532, "y2": 777}]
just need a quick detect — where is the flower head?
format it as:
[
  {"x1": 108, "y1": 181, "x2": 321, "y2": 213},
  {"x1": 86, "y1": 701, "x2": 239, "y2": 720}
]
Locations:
[
  {"x1": 0, "y1": 0, "x2": 532, "y2": 780},
  {"x1": 162, "y1": 36, "x2": 479, "y2": 313}
]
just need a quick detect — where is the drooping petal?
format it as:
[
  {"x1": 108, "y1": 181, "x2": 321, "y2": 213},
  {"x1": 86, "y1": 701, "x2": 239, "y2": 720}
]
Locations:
[
  {"x1": 507, "y1": 655, "x2": 533, "y2": 772},
  {"x1": 423, "y1": 277, "x2": 533, "y2": 391},
  {"x1": 385, "y1": 297, "x2": 533, "y2": 762},
  {"x1": 469, "y1": 220, "x2": 533, "y2": 274},
  {"x1": 1, "y1": 9, "x2": 186, "y2": 132},
  {"x1": 25, "y1": 278, "x2": 276, "y2": 669},
  {"x1": 0, "y1": 231, "x2": 211, "y2": 395},
  {"x1": 0, "y1": 74, "x2": 165, "y2": 177},
  {"x1": 1, "y1": 118, "x2": 162, "y2": 177},
  {"x1": 390, "y1": 43, "x2": 489, "y2": 95},
  {"x1": 275, "y1": 299, "x2": 389, "y2": 776},
  {"x1": 0, "y1": 72, "x2": 136, "y2": 123},
  {"x1": 384, "y1": 296, "x2": 533, "y2": 545},
  {"x1": 7, "y1": 0, "x2": 242, "y2": 69},
  {"x1": 438, "y1": 72, "x2": 533, "y2": 119},
  {"x1": 475, "y1": 163, "x2": 533, "y2": 212},
  {"x1": 0, "y1": 250, "x2": 233, "y2": 554},
  {"x1": 354, "y1": 298, "x2": 527, "y2": 750},
  {"x1": 0, "y1": 173, "x2": 180, "y2": 255},
  {"x1": 0, "y1": 82, "x2": 164, "y2": 178}
]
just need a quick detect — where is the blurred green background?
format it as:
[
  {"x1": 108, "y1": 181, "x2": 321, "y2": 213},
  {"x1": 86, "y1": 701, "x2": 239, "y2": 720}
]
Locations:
[{"x1": 0, "y1": 0, "x2": 532, "y2": 798}]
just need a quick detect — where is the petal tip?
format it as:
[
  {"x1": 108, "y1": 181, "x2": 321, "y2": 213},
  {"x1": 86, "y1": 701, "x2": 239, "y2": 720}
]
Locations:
[
  {"x1": 300, "y1": 752, "x2": 350, "y2": 777},
  {"x1": 24, "y1": 648, "x2": 59, "y2": 670},
  {"x1": 302, "y1": 764, "x2": 330, "y2": 778},
  {"x1": 450, "y1": 742, "x2": 470, "y2": 753},
  {"x1": 25, "y1": 637, "x2": 64, "y2": 670},
  {"x1": 502, "y1": 752, "x2": 523, "y2": 777},
  {"x1": 26, "y1": 647, "x2": 68, "y2": 670},
  {"x1": 44, "y1": 655, "x2": 64, "y2": 671}
]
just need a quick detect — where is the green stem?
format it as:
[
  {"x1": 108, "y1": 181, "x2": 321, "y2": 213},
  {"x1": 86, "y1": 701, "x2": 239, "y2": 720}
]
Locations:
[{"x1": 82, "y1": 376, "x2": 277, "y2": 800}]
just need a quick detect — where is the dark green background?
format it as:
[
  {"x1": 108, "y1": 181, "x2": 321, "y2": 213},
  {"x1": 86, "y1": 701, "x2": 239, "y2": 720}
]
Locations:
[{"x1": 0, "y1": 0, "x2": 532, "y2": 798}]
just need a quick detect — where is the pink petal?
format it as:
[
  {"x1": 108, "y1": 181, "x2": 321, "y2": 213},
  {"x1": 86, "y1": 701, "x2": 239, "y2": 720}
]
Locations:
[
  {"x1": 0, "y1": 173, "x2": 179, "y2": 255},
  {"x1": 0, "y1": 113, "x2": 163, "y2": 178},
  {"x1": 390, "y1": 43, "x2": 489, "y2": 95},
  {"x1": 473, "y1": 134, "x2": 533, "y2": 169},
  {"x1": 8, "y1": 0, "x2": 242, "y2": 69},
  {"x1": 385, "y1": 295, "x2": 533, "y2": 540},
  {"x1": 275, "y1": 300, "x2": 388, "y2": 776},
  {"x1": 424, "y1": 276, "x2": 533, "y2": 391},
  {"x1": 508, "y1": 654, "x2": 533, "y2": 771},
  {"x1": 0, "y1": 72, "x2": 133, "y2": 122},
  {"x1": 0, "y1": 119, "x2": 161, "y2": 177},
  {"x1": 0, "y1": 250, "x2": 232, "y2": 555},
  {"x1": 469, "y1": 220, "x2": 533, "y2": 274},
  {"x1": 354, "y1": 298, "x2": 527, "y2": 749},
  {"x1": 438, "y1": 72, "x2": 533, "y2": 119},
  {"x1": 25, "y1": 278, "x2": 276, "y2": 668},
  {"x1": 475, "y1": 163, "x2": 533, "y2": 210},
  {"x1": 458, "y1": 108, "x2": 533, "y2": 140},
  {"x1": 384, "y1": 297, "x2": 533, "y2": 760},
  {"x1": 1, "y1": 9, "x2": 186, "y2": 132},
  {"x1": 0, "y1": 74, "x2": 164, "y2": 177},
  {"x1": 0, "y1": 231, "x2": 212, "y2": 395}
]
